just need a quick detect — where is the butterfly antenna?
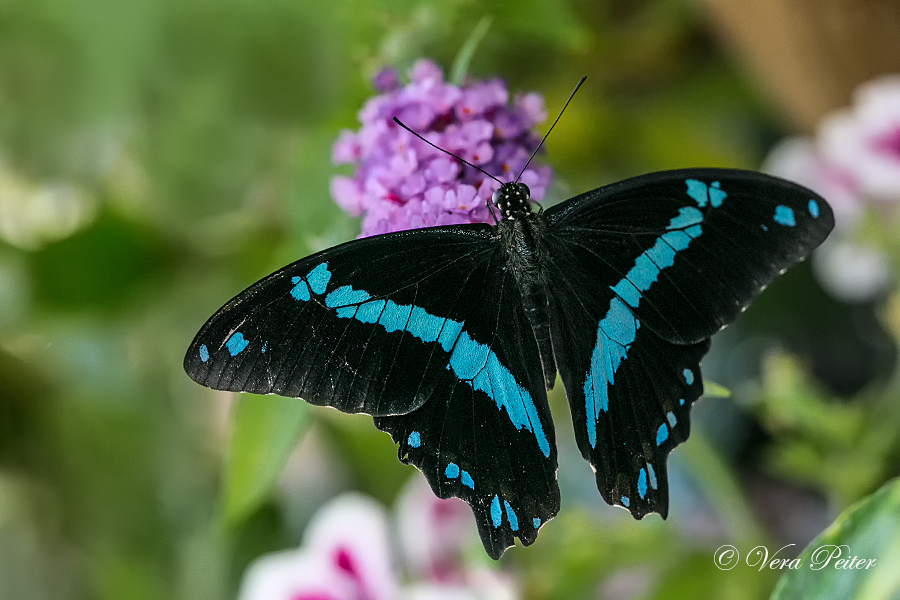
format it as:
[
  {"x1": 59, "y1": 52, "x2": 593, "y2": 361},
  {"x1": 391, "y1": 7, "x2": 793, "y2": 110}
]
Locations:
[
  {"x1": 392, "y1": 117, "x2": 504, "y2": 187},
  {"x1": 515, "y1": 76, "x2": 586, "y2": 184}
]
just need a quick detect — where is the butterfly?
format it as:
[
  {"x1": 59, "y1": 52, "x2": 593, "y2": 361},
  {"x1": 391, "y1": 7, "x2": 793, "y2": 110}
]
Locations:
[{"x1": 185, "y1": 168, "x2": 833, "y2": 559}]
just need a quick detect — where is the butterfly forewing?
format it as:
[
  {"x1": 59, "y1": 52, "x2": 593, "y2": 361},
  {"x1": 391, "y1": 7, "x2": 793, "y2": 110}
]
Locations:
[
  {"x1": 185, "y1": 224, "x2": 560, "y2": 557},
  {"x1": 545, "y1": 169, "x2": 835, "y2": 345},
  {"x1": 187, "y1": 226, "x2": 499, "y2": 415}
]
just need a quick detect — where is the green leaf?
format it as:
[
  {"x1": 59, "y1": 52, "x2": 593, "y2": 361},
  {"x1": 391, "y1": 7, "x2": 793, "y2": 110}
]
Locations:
[
  {"x1": 221, "y1": 394, "x2": 310, "y2": 526},
  {"x1": 771, "y1": 477, "x2": 900, "y2": 600},
  {"x1": 449, "y1": 16, "x2": 492, "y2": 85},
  {"x1": 703, "y1": 380, "x2": 732, "y2": 398}
]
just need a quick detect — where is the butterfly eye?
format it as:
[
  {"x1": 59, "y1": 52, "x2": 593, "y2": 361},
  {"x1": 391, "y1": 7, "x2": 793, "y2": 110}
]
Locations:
[
  {"x1": 491, "y1": 188, "x2": 502, "y2": 205},
  {"x1": 517, "y1": 183, "x2": 531, "y2": 199}
]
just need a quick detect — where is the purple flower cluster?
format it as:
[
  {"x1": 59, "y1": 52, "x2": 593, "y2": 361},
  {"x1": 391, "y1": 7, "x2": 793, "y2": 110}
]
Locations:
[{"x1": 331, "y1": 60, "x2": 552, "y2": 237}]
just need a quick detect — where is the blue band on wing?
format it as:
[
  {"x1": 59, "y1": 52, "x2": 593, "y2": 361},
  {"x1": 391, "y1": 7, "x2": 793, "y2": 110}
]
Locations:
[
  {"x1": 584, "y1": 182, "x2": 720, "y2": 449},
  {"x1": 291, "y1": 262, "x2": 551, "y2": 459}
]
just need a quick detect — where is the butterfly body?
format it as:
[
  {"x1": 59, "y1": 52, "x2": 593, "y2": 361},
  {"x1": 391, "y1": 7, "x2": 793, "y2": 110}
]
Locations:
[
  {"x1": 494, "y1": 192, "x2": 559, "y2": 389},
  {"x1": 185, "y1": 168, "x2": 833, "y2": 559}
]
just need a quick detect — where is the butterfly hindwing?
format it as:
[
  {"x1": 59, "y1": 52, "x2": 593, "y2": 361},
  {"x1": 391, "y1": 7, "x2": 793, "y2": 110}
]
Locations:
[
  {"x1": 184, "y1": 225, "x2": 560, "y2": 557},
  {"x1": 542, "y1": 240, "x2": 710, "y2": 516},
  {"x1": 540, "y1": 168, "x2": 833, "y2": 517}
]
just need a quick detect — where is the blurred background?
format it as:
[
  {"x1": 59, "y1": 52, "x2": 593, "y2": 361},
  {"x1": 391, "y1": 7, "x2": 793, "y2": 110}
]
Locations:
[{"x1": 2, "y1": 0, "x2": 900, "y2": 598}]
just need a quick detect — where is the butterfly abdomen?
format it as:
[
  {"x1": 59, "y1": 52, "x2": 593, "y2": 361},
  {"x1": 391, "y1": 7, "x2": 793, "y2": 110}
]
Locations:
[{"x1": 501, "y1": 216, "x2": 558, "y2": 390}]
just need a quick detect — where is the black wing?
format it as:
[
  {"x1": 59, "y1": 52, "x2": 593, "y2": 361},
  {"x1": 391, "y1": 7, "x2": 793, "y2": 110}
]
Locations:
[
  {"x1": 184, "y1": 225, "x2": 559, "y2": 558},
  {"x1": 541, "y1": 168, "x2": 833, "y2": 517}
]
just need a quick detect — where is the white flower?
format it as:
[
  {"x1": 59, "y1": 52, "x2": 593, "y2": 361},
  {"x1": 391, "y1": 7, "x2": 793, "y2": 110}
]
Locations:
[
  {"x1": 0, "y1": 160, "x2": 96, "y2": 250},
  {"x1": 812, "y1": 239, "x2": 892, "y2": 303}
]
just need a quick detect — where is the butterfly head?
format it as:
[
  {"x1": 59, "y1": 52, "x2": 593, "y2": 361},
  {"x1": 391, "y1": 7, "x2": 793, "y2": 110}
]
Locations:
[{"x1": 492, "y1": 182, "x2": 533, "y2": 220}]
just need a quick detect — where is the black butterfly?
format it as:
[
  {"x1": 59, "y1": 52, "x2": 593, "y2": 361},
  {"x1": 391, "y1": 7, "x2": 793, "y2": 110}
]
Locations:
[{"x1": 185, "y1": 168, "x2": 833, "y2": 559}]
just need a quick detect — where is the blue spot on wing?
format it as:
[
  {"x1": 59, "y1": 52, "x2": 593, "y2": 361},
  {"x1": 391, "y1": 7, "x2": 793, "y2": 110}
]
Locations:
[
  {"x1": 379, "y1": 300, "x2": 413, "y2": 333},
  {"x1": 445, "y1": 462, "x2": 460, "y2": 479},
  {"x1": 685, "y1": 179, "x2": 727, "y2": 208},
  {"x1": 504, "y1": 501, "x2": 519, "y2": 531},
  {"x1": 808, "y1": 199, "x2": 820, "y2": 218},
  {"x1": 638, "y1": 468, "x2": 648, "y2": 499},
  {"x1": 647, "y1": 463, "x2": 657, "y2": 489},
  {"x1": 533, "y1": 517, "x2": 541, "y2": 528},
  {"x1": 490, "y1": 495, "x2": 502, "y2": 528},
  {"x1": 448, "y1": 333, "x2": 491, "y2": 379},
  {"x1": 609, "y1": 278, "x2": 641, "y2": 308},
  {"x1": 226, "y1": 333, "x2": 249, "y2": 356},
  {"x1": 356, "y1": 299, "x2": 386, "y2": 324},
  {"x1": 290, "y1": 279, "x2": 311, "y2": 301},
  {"x1": 460, "y1": 470, "x2": 474, "y2": 490},
  {"x1": 683, "y1": 368, "x2": 694, "y2": 385},
  {"x1": 774, "y1": 205, "x2": 796, "y2": 227},
  {"x1": 667, "y1": 411, "x2": 677, "y2": 427},
  {"x1": 306, "y1": 263, "x2": 331, "y2": 294},
  {"x1": 621, "y1": 495, "x2": 630, "y2": 508},
  {"x1": 668, "y1": 206, "x2": 704, "y2": 230},
  {"x1": 407, "y1": 431, "x2": 421, "y2": 448},
  {"x1": 326, "y1": 285, "x2": 371, "y2": 308},
  {"x1": 708, "y1": 181, "x2": 727, "y2": 207},
  {"x1": 408, "y1": 305, "x2": 445, "y2": 342},
  {"x1": 199, "y1": 344, "x2": 209, "y2": 362},
  {"x1": 656, "y1": 424, "x2": 668, "y2": 446},
  {"x1": 437, "y1": 320, "x2": 464, "y2": 352},
  {"x1": 685, "y1": 179, "x2": 710, "y2": 207}
]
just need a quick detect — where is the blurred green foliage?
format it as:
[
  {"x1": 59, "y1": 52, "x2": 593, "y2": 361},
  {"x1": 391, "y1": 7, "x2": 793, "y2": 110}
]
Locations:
[
  {"x1": 1, "y1": 0, "x2": 897, "y2": 599},
  {"x1": 771, "y1": 478, "x2": 900, "y2": 600}
]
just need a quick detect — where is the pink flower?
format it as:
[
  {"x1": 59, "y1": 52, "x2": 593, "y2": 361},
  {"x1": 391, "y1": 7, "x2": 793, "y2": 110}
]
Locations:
[
  {"x1": 395, "y1": 475, "x2": 477, "y2": 583},
  {"x1": 762, "y1": 137, "x2": 863, "y2": 231},
  {"x1": 762, "y1": 74, "x2": 900, "y2": 302},
  {"x1": 819, "y1": 75, "x2": 900, "y2": 200},
  {"x1": 331, "y1": 60, "x2": 552, "y2": 237},
  {"x1": 239, "y1": 479, "x2": 519, "y2": 600},
  {"x1": 239, "y1": 494, "x2": 398, "y2": 600}
]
